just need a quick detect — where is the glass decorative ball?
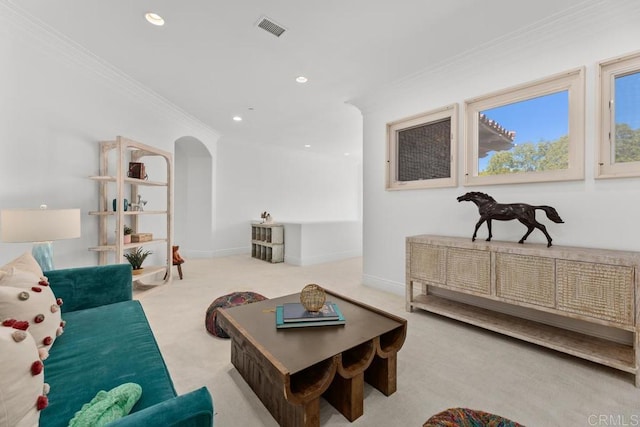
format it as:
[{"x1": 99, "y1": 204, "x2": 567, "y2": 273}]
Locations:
[{"x1": 300, "y1": 284, "x2": 326, "y2": 312}]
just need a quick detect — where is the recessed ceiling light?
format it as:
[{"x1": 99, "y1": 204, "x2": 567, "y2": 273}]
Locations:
[
  {"x1": 344, "y1": 152, "x2": 350, "y2": 156},
  {"x1": 304, "y1": 144, "x2": 311, "y2": 148},
  {"x1": 145, "y1": 12, "x2": 165, "y2": 26},
  {"x1": 232, "y1": 116, "x2": 243, "y2": 122},
  {"x1": 296, "y1": 76, "x2": 308, "y2": 83}
]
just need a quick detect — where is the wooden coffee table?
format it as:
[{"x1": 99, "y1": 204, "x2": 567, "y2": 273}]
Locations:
[{"x1": 217, "y1": 289, "x2": 407, "y2": 427}]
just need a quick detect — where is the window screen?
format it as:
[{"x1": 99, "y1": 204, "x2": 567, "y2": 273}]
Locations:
[
  {"x1": 397, "y1": 118, "x2": 451, "y2": 181},
  {"x1": 386, "y1": 104, "x2": 457, "y2": 190}
]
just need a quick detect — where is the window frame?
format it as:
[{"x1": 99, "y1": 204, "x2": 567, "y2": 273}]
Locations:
[
  {"x1": 463, "y1": 67, "x2": 585, "y2": 186},
  {"x1": 597, "y1": 51, "x2": 640, "y2": 179},
  {"x1": 386, "y1": 103, "x2": 458, "y2": 190}
]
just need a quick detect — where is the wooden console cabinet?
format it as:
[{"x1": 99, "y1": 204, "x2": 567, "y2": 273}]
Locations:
[{"x1": 406, "y1": 235, "x2": 640, "y2": 386}]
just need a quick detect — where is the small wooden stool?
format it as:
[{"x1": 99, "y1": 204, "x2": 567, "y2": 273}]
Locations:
[{"x1": 164, "y1": 245, "x2": 185, "y2": 280}]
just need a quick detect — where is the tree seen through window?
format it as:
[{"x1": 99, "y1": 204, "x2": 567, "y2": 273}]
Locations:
[{"x1": 478, "y1": 91, "x2": 569, "y2": 175}]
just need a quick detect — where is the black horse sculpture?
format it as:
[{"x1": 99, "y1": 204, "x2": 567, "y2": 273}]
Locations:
[{"x1": 457, "y1": 192, "x2": 563, "y2": 247}]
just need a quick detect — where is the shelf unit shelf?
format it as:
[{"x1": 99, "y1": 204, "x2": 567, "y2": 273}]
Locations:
[
  {"x1": 90, "y1": 136, "x2": 173, "y2": 285},
  {"x1": 88, "y1": 239, "x2": 168, "y2": 252},
  {"x1": 88, "y1": 210, "x2": 168, "y2": 216},
  {"x1": 412, "y1": 294, "x2": 635, "y2": 373},
  {"x1": 89, "y1": 175, "x2": 168, "y2": 187},
  {"x1": 130, "y1": 266, "x2": 167, "y2": 283}
]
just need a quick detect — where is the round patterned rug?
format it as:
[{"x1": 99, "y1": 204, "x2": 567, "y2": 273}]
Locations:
[
  {"x1": 205, "y1": 291, "x2": 268, "y2": 338},
  {"x1": 423, "y1": 407, "x2": 523, "y2": 427}
]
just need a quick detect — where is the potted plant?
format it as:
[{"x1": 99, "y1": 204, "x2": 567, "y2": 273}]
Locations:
[
  {"x1": 123, "y1": 247, "x2": 152, "y2": 275},
  {"x1": 123, "y1": 225, "x2": 133, "y2": 244}
]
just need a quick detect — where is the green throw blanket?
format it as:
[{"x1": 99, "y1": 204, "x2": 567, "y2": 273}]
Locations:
[{"x1": 68, "y1": 383, "x2": 142, "y2": 427}]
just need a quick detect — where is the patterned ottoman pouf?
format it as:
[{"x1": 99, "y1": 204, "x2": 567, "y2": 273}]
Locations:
[
  {"x1": 423, "y1": 407, "x2": 524, "y2": 427},
  {"x1": 205, "y1": 291, "x2": 268, "y2": 338}
]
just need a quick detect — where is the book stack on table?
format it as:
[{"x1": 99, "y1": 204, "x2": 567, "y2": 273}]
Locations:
[{"x1": 275, "y1": 301, "x2": 345, "y2": 329}]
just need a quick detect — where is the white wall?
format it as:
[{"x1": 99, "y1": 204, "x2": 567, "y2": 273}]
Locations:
[
  {"x1": 0, "y1": 5, "x2": 219, "y2": 268},
  {"x1": 214, "y1": 140, "x2": 362, "y2": 256},
  {"x1": 353, "y1": 1, "x2": 640, "y2": 294},
  {"x1": 282, "y1": 221, "x2": 362, "y2": 266}
]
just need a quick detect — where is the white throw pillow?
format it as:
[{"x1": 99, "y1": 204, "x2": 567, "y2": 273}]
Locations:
[
  {"x1": 0, "y1": 252, "x2": 43, "y2": 279},
  {"x1": 0, "y1": 268, "x2": 63, "y2": 350},
  {"x1": 0, "y1": 322, "x2": 48, "y2": 427}
]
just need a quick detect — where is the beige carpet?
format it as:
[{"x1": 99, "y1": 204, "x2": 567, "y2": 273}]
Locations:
[{"x1": 135, "y1": 255, "x2": 639, "y2": 426}]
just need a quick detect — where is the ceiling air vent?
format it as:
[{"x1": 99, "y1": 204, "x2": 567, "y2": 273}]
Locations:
[{"x1": 256, "y1": 16, "x2": 286, "y2": 38}]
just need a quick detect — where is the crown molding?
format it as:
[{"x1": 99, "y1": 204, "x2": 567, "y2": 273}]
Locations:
[
  {"x1": 349, "y1": 0, "x2": 633, "y2": 114},
  {"x1": 0, "y1": 0, "x2": 221, "y2": 142}
]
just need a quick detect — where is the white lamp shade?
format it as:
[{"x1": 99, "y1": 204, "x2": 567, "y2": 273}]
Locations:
[{"x1": 0, "y1": 208, "x2": 81, "y2": 243}]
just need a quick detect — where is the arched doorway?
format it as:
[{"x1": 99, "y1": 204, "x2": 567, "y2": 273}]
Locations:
[{"x1": 174, "y1": 136, "x2": 213, "y2": 257}]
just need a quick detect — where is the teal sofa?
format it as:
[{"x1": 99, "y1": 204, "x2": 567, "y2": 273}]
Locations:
[{"x1": 39, "y1": 264, "x2": 214, "y2": 427}]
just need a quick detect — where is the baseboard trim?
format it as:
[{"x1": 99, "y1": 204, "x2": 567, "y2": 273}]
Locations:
[
  {"x1": 284, "y1": 255, "x2": 302, "y2": 266},
  {"x1": 286, "y1": 250, "x2": 362, "y2": 266},
  {"x1": 362, "y1": 274, "x2": 404, "y2": 296},
  {"x1": 181, "y1": 250, "x2": 215, "y2": 258},
  {"x1": 181, "y1": 247, "x2": 250, "y2": 258},
  {"x1": 214, "y1": 247, "x2": 250, "y2": 257}
]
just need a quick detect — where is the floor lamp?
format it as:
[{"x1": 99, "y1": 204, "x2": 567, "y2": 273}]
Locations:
[{"x1": 0, "y1": 205, "x2": 81, "y2": 271}]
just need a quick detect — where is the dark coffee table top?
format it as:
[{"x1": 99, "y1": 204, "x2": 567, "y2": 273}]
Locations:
[{"x1": 218, "y1": 289, "x2": 407, "y2": 374}]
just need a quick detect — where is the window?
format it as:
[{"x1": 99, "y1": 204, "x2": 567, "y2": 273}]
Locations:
[
  {"x1": 386, "y1": 104, "x2": 457, "y2": 190},
  {"x1": 597, "y1": 51, "x2": 640, "y2": 179},
  {"x1": 464, "y1": 68, "x2": 585, "y2": 186}
]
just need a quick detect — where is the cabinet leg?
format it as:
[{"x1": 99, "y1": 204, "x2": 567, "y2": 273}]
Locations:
[{"x1": 406, "y1": 280, "x2": 414, "y2": 312}]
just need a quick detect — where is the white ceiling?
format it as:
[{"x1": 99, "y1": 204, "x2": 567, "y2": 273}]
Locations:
[{"x1": 10, "y1": 0, "x2": 589, "y2": 158}]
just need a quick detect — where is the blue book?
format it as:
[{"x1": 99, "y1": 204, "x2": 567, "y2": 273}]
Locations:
[
  {"x1": 276, "y1": 304, "x2": 345, "y2": 329},
  {"x1": 282, "y1": 301, "x2": 340, "y2": 322}
]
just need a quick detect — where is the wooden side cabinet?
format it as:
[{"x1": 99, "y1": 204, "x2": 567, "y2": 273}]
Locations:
[
  {"x1": 251, "y1": 223, "x2": 284, "y2": 263},
  {"x1": 406, "y1": 234, "x2": 640, "y2": 386}
]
